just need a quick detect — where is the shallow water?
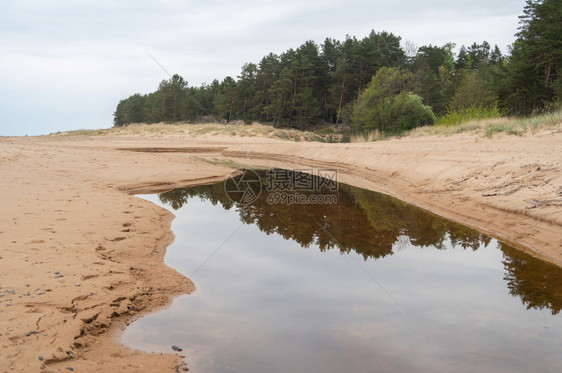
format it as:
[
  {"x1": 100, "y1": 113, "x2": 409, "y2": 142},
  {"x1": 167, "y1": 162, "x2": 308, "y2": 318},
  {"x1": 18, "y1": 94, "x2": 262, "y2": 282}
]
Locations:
[{"x1": 122, "y1": 170, "x2": 562, "y2": 373}]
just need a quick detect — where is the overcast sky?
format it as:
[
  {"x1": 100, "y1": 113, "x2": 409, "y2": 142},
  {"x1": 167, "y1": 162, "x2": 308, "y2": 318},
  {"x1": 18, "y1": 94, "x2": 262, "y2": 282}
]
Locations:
[{"x1": 1, "y1": 0, "x2": 526, "y2": 136}]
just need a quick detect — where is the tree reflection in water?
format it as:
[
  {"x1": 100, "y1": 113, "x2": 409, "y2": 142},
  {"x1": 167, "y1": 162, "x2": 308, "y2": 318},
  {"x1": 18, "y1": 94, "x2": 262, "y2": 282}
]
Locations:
[{"x1": 159, "y1": 169, "x2": 562, "y2": 315}]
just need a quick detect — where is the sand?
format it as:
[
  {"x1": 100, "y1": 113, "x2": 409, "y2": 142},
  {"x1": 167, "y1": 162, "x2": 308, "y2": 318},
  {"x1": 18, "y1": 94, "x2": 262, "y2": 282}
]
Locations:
[{"x1": 0, "y1": 129, "x2": 560, "y2": 372}]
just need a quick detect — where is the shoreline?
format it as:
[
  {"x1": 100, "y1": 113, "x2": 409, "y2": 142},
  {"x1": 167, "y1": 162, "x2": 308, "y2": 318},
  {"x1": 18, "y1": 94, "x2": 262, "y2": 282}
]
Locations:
[
  {"x1": 1, "y1": 131, "x2": 560, "y2": 371},
  {"x1": 235, "y1": 156, "x2": 562, "y2": 267}
]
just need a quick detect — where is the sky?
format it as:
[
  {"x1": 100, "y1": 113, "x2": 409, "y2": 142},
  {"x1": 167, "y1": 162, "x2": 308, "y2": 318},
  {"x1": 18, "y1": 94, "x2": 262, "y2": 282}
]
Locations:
[{"x1": 0, "y1": 0, "x2": 527, "y2": 136}]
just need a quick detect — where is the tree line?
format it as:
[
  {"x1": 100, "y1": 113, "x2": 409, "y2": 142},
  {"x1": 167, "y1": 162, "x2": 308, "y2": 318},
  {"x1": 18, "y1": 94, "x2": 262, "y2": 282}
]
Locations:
[{"x1": 114, "y1": 0, "x2": 561, "y2": 135}]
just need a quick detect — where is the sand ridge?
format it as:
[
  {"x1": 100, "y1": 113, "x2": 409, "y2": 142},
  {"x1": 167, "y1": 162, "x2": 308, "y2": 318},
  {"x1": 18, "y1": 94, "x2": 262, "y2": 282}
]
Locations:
[{"x1": 0, "y1": 130, "x2": 560, "y2": 372}]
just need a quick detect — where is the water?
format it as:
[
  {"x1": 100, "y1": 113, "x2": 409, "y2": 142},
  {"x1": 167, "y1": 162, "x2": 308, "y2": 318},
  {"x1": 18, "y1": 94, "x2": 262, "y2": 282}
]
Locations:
[{"x1": 122, "y1": 170, "x2": 562, "y2": 372}]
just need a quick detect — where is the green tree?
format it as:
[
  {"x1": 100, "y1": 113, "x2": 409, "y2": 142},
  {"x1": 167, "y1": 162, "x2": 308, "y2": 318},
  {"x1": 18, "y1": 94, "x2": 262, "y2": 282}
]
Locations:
[
  {"x1": 412, "y1": 44, "x2": 455, "y2": 115},
  {"x1": 324, "y1": 37, "x2": 356, "y2": 123},
  {"x1": 214, "y1": 77, "x2": 237, "y2": 122},
  {"x1": 113, "y1": 93, "x2": 146, "y2": 126},
  {"x1": 450, "y1": 72, "x2": 497, "y2": 110},
  {"x1": 143, "y1": 91, "x2": 164, "y2": 123},
  {"x1": 195, "y1": 81, "x2": 221, "y2": 119},
  {"x1": 392, "y1": 92, "x2": 436, "y2": 131},
  {"x1": 182, "y1": 86, "x2": 203, "y2": 121},
  {"x1": 294, "y1": 86, "x2": 321, "y2": 128},
  {"x1": 467, "y1": 41, "x2": 491, "y2": 70},
  {"x1": 256, "y1": 53, "x2": 281, "y2": 121},
  {"x1": 292, "y1": 41, "x2": 324, "y2": 126},
  {"x1": 157, "y1": 74, "x2": 189, "y2": 122},
  {"x1": 498, "y1": 0, "x2": 562, "y2": 114},
  {"x1": 519, "y1": 0, "x2": 562, "y2": 92},
  {"x1": 263, "y1": 67, "x2": 294, "y2": 126},
  {"x1": 349, "y1": 67, "x2": 434, "y2": 134},
  {"x1": 455, "y1": 46, "x2": 470, "y2": 71},
  {"x1": 237, "y1": 63, "x2": 260, "y2": 120}
]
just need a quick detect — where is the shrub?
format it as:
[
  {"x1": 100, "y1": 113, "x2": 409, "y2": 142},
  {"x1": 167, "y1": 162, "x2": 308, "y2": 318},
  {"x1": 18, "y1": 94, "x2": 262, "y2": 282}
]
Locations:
[{"x1": 437, "y1": 105, "x2": 503, "y2": 126}]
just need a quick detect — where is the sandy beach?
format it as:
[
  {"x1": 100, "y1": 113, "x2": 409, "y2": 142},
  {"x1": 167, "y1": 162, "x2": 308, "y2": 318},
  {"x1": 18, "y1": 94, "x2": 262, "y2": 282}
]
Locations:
[{"x1": 1, "y1": 128, "x2": 560, "y2": 372}]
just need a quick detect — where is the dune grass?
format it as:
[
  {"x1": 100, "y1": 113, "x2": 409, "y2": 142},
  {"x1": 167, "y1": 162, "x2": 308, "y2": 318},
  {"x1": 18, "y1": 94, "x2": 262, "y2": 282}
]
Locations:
[
  {"x1": 51, "y1": 108, "x2": 561, "y2": 142},
  {"x1": 435, "y1": 106, "x2": 504, "y2": 127},
  {"x1": 350, "y1": 129, "x2": 387, "y2": 142},
  {"x1": 52, "y1": 121, "x2": 326, "y2": 142},
  {"x1": 407, "y1": 108, "x2": 561, "y2": 139}
]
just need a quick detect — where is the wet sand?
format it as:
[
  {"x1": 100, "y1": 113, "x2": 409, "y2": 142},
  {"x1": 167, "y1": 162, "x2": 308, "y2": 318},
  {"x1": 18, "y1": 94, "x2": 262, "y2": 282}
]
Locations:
[{"x1": 0, "y1": 129, "x2": 560, "y2": 372}]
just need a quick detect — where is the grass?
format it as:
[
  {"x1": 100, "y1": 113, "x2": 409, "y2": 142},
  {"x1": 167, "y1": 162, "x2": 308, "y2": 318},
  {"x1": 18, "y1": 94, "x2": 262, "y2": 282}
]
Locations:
[
  {"x1": 352, "y1": 108, "x2": 561, "y2": 141},
  {"x1": 52, "y1": 128, "x2": 118, "y2": 136},
  {"x1": 188, "y1": 122, "x2": 329, "y2": 142},
  {"x1": 52, "y1": 121, "x2": 328, "y2": 142},
  {"x1": 408, "y1": 108, "x2": 561, "y2": 139},
  {"x1": 192, "y1": 125, "x2": 222, "y2": 136},
  {"x1": 52, "y1": 123, "x2": 190, "y2": 137},
  {"x1": 350, "y1": 129, "x2": 385, "y2": 142},
  {"x1": 436, "y1": 105, "x2": 504, "y2": 127},
  {"x1": 50, "y1": 108, "x2": 561, "y2": 142}
]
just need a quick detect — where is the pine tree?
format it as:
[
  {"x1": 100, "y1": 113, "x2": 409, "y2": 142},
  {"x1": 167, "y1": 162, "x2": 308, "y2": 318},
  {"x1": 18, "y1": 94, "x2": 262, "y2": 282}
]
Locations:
[
  {"x1": 263, "y1": 68, "x2": 293, "y2": 126},
  {"x1": 498, "y1": 0, "x2": 562, "y2": 114},
  {"x1": 214, "y1": 77, "x2": 237, "y2": 122}
]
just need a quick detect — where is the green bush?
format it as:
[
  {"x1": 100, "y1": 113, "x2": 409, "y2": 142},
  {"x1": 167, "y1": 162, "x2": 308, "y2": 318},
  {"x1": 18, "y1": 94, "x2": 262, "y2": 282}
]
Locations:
[
  {"x1": 350, "y1": 67, "x2": 436, "y2": 134},
  {"x1": 394, "y1": 92, "x2": 436, "y2": 131},
  {"x1": 437, "y1": 105, "x2": 503, "y2": 126}
]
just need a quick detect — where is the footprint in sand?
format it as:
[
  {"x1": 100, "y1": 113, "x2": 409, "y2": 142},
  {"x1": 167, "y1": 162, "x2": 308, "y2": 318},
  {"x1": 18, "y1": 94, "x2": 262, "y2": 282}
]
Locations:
[{"x1": 109, "y1": 237, "x2": 127, "y2": 242}]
